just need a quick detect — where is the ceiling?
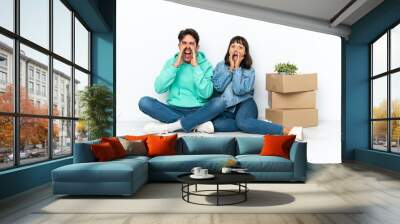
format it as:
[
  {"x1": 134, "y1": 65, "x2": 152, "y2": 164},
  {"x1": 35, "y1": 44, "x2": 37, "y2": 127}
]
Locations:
[{"x1": 165, "y1": 0, "x2": 384, "y2": 38}]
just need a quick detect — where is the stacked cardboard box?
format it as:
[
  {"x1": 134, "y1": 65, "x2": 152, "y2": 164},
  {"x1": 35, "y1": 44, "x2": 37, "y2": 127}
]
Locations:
[{"x1": 265, "y1": 73, "x2": 318, "y2": 127}]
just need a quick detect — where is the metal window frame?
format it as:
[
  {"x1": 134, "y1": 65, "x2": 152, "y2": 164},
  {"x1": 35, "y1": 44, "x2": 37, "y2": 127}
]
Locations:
[
  {"x1": 370, "y1": 20, "x2": 400, "y2": 155},
  {"x1": 0, "y1": 0, "x2": 92, "y2": 171}
]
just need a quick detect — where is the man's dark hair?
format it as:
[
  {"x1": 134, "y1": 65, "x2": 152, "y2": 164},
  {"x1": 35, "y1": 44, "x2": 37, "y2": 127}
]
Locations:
[
  {"x1": 178, "y1": 28, "x2": 200, "y2": 45},
  {"x1": 224, "y1": 36, "x2": 253, "y2": 69}
]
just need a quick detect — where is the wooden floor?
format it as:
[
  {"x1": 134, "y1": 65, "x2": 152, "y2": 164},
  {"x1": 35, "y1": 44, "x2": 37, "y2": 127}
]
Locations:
[{"x1": 1, "y1": 162, "x2": 400, "y2": 224}]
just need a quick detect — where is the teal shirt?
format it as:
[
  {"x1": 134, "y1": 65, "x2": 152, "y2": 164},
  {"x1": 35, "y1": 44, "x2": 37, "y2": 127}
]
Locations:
[{"x1": 154, "y1": 52, "x2": 213, "y2": 107}]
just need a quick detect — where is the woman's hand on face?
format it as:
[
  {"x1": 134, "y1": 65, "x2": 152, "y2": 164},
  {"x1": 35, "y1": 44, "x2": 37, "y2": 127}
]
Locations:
[
  {"x1": 174, "y1": 45, "x2": 185, "y2": 68},
  {"x1": 235, "y1": 55, "x2": 244, "y2": 69},
  {"x1": 229, "y1": 53, "x2": 235, "y2": 71}
]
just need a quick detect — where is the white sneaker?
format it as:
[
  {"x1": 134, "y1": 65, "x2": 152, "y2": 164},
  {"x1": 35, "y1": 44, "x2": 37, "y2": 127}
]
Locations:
[
  {"x1": 143, "y1": 122, "x2": 170, "y2": 134},
  {"x1": 194, "y1": 121, "x2": 214, "y2": 133},
  {"x1": 288, "y1": 126, "x2": 304, "y2": 141}
]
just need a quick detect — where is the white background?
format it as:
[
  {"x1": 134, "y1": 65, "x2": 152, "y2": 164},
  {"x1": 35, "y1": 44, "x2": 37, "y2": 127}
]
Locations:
[{"x1": 116, "y1": 0, "x2": 342, "y2": 163}]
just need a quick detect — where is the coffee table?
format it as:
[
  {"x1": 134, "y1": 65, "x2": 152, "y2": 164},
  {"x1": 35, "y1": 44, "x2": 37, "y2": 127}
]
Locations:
[{"x1": 177, "y1": 172, "x2": 255, "y2": 206}]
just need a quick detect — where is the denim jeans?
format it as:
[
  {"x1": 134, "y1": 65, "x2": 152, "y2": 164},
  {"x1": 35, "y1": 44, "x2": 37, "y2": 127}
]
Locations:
[
  {"x1": 138, "y1": 96, "x2": 226, "y2": 132},
  {"x1": 212, "y1": 98, "x2": 283, "y2": 135}
]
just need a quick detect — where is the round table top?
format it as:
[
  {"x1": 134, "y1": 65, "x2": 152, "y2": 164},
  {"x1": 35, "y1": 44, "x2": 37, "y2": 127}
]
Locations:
[{"x1": 177, "y1": 172, "x2": 255, "y2": 185}]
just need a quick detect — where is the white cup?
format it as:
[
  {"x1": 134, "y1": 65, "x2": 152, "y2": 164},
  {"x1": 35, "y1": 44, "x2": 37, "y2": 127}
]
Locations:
[
  {"x1": 191, "y1": 167, "x2": 202, "y2": 176},
  {"x1": 221, "y1": 167, "x2": 232, "y2": 174},
  {"x1": 200, "y1": 169, "x2": 208, "y2": 176}
]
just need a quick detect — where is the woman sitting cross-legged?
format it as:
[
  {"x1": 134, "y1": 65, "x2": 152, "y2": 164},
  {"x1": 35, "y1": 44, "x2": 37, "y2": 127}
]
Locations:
[{"x1": 210, "y1": 36, "x2": 303, "y2": 139}]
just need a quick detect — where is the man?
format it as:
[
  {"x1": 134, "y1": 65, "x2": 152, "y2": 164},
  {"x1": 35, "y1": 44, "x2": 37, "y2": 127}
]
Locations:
[{"x1": 139, "y1": 28, "x2": 221, "y2": 133}]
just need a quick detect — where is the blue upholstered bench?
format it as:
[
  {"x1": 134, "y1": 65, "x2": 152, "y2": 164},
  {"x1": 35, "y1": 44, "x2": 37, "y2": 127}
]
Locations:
[{"x1": 52, "y1": 136, "x2": 307, "y2": 196}]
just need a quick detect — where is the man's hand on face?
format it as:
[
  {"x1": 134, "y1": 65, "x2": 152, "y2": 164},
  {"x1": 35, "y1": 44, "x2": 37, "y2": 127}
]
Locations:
[
  {"x1": 190, "y1": 45, "x2": 198, "y2": 67},
  {"x1": 174, "y1": 44, "x2": 185, "y2": 68}
]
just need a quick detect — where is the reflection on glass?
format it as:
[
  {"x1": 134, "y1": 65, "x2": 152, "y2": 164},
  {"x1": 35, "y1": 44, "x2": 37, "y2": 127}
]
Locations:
[
  {"x1": 0, "y1": 0, "x2": 13, "y2": 31},
  {"x1": 20, "y1": 44, "x2": 49, "y2": 115},
  {"x1": 53, "y1": 0, "x2": 72, "y2": 60},
  {"x1": 372, "y1": 77, "x2": 387, "y2": 119},
  {"x1": 391, "y1": 120, "x2": 400, "y2": 153},
  {"x1": 372, "y1": 121, "x2": 388, "y2": 151},
  {"x1": 0, "y1": 116, "x2": 13, "y2": 170},
  {"x1": 372, "y1": 33, "x2": 387, "y2": 76},
  {"x1": 74, "y1": 18, "x2": 89, "y2": 69},
  {"x1": 53, "y1": 119, "x2": 72, "y2": 157},
  {"x1": 20, "y1": 117, "x2": 49, "y2": 165},
  {"x1": 53, "y1": 59, "x2": 72, "y2": 117},
  {"x1": 391, "y1": 24, "x2": 400, "y2": 70},
  {"x1": 75, "y1": 120, "x2": 88, "y2": 143},
  {"x1": 74, "y1": 69, "x2": 89, "y2": 118},
  {"x1": 392, "y1": 72, "x2": 400, "y2": 118},
  {"x1": 20, "y1": 0, "x2": 49, "y2": 49},
  {"x1": 0, "y1": 34, "x2": 14, "y2": 113}
]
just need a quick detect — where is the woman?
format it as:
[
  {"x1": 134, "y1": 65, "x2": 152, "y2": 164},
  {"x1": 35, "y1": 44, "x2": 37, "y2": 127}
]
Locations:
[{"x1": 211, "y1": 36, "x2": 303, "y2": 138}]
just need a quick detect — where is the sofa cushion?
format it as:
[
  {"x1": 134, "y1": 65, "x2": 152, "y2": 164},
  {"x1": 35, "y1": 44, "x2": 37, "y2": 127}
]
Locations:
[
  {"x1": 118, "y1": 138, "x2": 147, "y2": 156},
  {"x1": 177, "y1": 136, "x2": 235, "y2": 155},
  {"x1": 236, "y1": 155, "x2": 293, "y2": 172},
  {"x1": 101, "y1": 137, "x2": 127, "y2": 158},
  {"x1": 91, "y1": 142, "x2": 118, "y2": 161},
  {"x1": 147, "y1": 134, "x2": 177, "y2": 157},
  {"x1": 53, "y1": 158, "x2": 148, "y2": 183},
  {"x1": 235, "y1": 137, "x2": 263, "y2": 155},
  {"x1": 149, "y1": 154, "x2": 235, "y2": 172},
  {"x1": 260, "y1": 135, "x2": 296, "y2": 159}
]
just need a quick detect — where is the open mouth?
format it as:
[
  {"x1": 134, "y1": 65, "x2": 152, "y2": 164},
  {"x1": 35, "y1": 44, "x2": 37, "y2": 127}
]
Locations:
[
  {"x1": 233, "y1": 52, "x2": 238, "y2": 60},
  {"x1": 184, "y1": 49, "x2": 192, "y2": 60}
]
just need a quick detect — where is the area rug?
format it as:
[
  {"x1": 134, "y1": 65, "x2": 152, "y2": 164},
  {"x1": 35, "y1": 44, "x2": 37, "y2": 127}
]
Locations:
[{"x1": 37, "y1": 183, "x2": 362, "y2": 214}]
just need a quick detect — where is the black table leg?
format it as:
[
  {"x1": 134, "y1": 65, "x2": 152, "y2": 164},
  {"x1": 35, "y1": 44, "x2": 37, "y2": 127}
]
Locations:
[
  {"x1": 245, "y1": 183, "x2": 247, "y2": 201},
  {"x1": 216, "y1": 184, "x2": 219, "y2": 206}
]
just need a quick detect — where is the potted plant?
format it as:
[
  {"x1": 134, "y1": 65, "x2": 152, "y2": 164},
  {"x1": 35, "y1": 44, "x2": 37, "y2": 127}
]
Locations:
[
  {"x1": 79, "y1": 84, "x2": 113, "y2": 140},
  {"x1": 274, "y1": 62, "x2": 298, "y2": 75}
]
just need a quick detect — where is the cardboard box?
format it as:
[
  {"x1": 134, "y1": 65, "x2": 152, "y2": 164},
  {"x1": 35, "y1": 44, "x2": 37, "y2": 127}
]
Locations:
[
  {"x1": 268, "y1": 91, "x2": 316, "y2": 109},
  {"x1": 265, "y1": 108, "x2": 318, "y2": 127},
  {"x1": 266, "y1": 73, "x2": 318, "y2": 93}
]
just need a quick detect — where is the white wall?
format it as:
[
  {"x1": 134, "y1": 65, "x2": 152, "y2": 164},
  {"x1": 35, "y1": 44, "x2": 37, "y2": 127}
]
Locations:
[{"x1": 117, "y1": 0, "x2": 342, "y2": 163}]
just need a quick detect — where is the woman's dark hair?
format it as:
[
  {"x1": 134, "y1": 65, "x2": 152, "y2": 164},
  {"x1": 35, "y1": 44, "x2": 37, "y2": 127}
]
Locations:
[
  {"x1": 224, "y1": 36, "x2": 252, "y2": 69},
  {"x1": 178, "y1": 28, "x2": 200, "y2": 45}
]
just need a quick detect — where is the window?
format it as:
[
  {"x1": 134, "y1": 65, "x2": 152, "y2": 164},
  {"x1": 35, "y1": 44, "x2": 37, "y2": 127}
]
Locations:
[
  {"x1": 42, "y1": 85, "x2": 46, "y2": 97},
  {"x1": 0, "y1": 1, "x2": 91, "y2": 170},
  {"x1": 53, "y1": 119, "x2": 72, "y2": 158},
  {"x1": 28, "y1": 81, "x2": 34, "y2": 94},
  {"x1": 0, "y1": 71, "x2": 6, "y2": 85},
  {"x1": 35, "y1": 70, "x2": 40, "y2": 81},
  {"x1": 0, "y1": 116, "x2": 13, "y2": 170},
  {"x1": 28, "y1": 67, "x2": 34, "y2": 80},
  {"x1": 20, "y1": 0, "x2": 49, "y2": 48},
  {"x1": 53, "y1": 0, "x2": 72, "y2": 60},
  {"x1": 0, "y1": 0, "x2": 13, "y2": 31},
  {"x1": 53, "y1": 59, "x2": 72, "y2": 117},
  {"x1": 75, "y1": 18, "x2": 89, "y2": 69},
  {"x1": 19, "y1": 117, "x2": 49, "y2": 165},
  {"x1": 0, "y1": 34, "x2": 13, "y2": 113},
  {"x1": 36, "y1": 83, "x2": 40, "y2": 95},
  {"x1": 0, "y1": 55, "x2": 7, "y2": 67},
  {"x1": 370, "y1": 23, "x2": 400, "y2": 154},
  {"x1": 74, "y1": 69, "x2": 89, "y2": 118},
  {"x1": 41, "y1": 73, "x2": 46, "y2": 82}
]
